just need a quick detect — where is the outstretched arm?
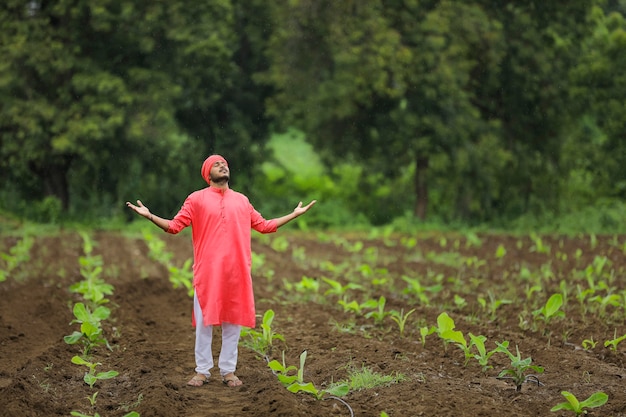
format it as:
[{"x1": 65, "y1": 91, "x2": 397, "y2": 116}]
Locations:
[
  {"x1": 126, "y1": 200, "x2": 170, "y2": 231},
  {"x1": 272, "y1": 200, "x2": 317, "y2": 228}
]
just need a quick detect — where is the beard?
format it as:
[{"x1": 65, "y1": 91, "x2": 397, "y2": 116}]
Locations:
[{"x1": 210, "y1": 172, "x2": 230, "y2": 184}]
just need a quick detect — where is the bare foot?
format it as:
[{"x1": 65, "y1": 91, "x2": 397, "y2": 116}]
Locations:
[
  {"x1": 187, "y1": 373, "x2": 208, "y2": 387},
  {"x1": 222, "y1": 373, "x2": 242, "y2": 387}
]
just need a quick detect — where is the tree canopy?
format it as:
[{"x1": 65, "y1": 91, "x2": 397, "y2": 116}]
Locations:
[{"x1": 0, "y1": 0, "x2": 624, "y2": 230}]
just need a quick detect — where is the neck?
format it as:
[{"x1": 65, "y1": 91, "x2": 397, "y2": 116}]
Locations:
[{"x1": 210, "y1": 180, "x2": 229, "y2": 190}]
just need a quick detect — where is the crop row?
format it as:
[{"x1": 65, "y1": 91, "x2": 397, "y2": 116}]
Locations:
[{"x1": 63, "y1": 232, "x2": 140, "y2": 417}]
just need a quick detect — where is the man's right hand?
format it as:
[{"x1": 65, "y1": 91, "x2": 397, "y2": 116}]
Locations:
[{"x1": 126, "y1": 199, "x2": 151, "y2": 220}]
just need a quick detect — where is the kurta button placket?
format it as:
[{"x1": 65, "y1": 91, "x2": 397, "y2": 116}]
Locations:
[{"x1": 220, "y1": 190, "x2": 227, "y2": 232}]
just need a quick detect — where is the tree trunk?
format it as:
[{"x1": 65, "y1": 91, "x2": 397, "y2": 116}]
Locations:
[{"x1": 414, "y1": 155, "x2": 429, "y2": 220}]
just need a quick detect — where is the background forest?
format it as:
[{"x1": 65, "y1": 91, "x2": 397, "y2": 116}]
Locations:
[{"x1": 1, "y1": 0, "x2": 625, "y2": 233}]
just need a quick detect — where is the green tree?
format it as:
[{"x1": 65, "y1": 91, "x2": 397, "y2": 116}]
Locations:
[
  {"x1": 568, "y1": 6, "x2": 626, "y2": 203},
  {"x1": 0, "y1": 0, "x2": 272, "y2": 220},
  {"x1": 261, "y1": 0, "x2": 600, "y2": 224}
]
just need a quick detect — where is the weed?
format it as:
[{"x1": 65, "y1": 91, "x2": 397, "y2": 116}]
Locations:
[{"x1": 329, "y1": 365, "x2": 406, "y2": 392}]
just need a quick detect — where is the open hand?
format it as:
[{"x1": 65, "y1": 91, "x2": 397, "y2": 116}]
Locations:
[
  {"x1": 293, "y1": 200, "x2": 317, "y2": 216},
  {"x1": 126, "y1": 199, "x2": 151, "y2": 219}
]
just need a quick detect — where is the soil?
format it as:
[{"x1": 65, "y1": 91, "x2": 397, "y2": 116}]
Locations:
[{"x1": 1, "y1": 229, "x2": 626, "y2": 417}]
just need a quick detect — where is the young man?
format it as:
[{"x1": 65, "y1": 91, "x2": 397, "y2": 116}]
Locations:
[{"x1": 126, "y1": 154, "x2": 316, "y2": 387}]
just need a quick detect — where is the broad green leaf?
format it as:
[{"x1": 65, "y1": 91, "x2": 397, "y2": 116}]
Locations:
[
  {"x1": 544, "y1": 294, "x2": 563, "y2": 317},
  {"x1": 72, "y1": 303, "x2": 89, "y2": 322},
  {"x1": 95, "y1": 370, "x2": 119, "y2": 380},
  {"x1": 579, "y1": 391, "x2": 609, "y2": 409},
  {"x1": 277, "y1": 374, "x2": 298, "y2": 386},
  {"x1": 92, "y1": 306, "x2": 111, "y2": 321},
  {"x1": 441, "y1": 330, "x2": 466, "y2": 346},
  {"x1": 286, "y1": 381, "x2": 318, "y2": 395},
  {"x1": 437, "y1": 312, "x2": 455, "y2": 332},
  {"x1": 64, "y1": 332, "x2": 84, "y2": 345},
  {"x1": 71, "y1": 355, "x2": 90, "y2": 366},
  {"x1": 84, "y1": 373, "x2": 98, "y2": 386},
  {"x1": 326, "y1": 383, "x2": 350, "y2": 397}
]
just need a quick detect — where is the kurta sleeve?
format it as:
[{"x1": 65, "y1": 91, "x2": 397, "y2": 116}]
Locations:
[
  {"x1": 250, "y1": 206, "x2": 278, "y2": 234},
  {"x1": 167, "y1": 195, "x2": 193, "y2": 234}
]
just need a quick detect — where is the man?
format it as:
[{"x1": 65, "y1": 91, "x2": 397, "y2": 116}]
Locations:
[{"x1": 126, "y1": 154, "x2": 316, "y2": 387}]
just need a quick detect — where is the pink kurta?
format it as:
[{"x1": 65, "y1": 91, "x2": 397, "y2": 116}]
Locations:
[{"x1": 166, "y1": 187, "x2": 277, "y2": 328}]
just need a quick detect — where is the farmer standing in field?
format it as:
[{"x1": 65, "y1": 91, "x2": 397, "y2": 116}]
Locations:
[{"x1": 126, "y1": 154, "x2": 316, "y2": 387}]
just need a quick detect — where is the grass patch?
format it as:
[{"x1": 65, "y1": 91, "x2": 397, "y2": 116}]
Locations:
[{"x1": 330, "y1": 366, "x2": 406, "y2": 392}]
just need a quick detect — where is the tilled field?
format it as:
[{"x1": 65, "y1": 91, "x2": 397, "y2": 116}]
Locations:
[{"x1": 1, "y1": 229, "x2": 626, "y2": 416}]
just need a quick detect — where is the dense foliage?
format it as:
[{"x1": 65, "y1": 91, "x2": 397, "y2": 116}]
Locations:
[{"x1": 1, "y1": 0, "x2": 624, "y2": 231}]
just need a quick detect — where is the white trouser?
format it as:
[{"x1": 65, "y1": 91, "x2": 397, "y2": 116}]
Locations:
[{"x1": 193, "y1": 293, "x2": 241, "y2": 377}]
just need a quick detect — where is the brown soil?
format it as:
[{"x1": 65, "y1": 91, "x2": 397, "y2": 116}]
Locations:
[{"x1": 1, "y1": 229, "x2": 626, "y2": 417}]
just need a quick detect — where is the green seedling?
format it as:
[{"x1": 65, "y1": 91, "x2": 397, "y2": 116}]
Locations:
[
  {"x1": 581, "y1": 337, "x2": 597, "y2": 350},
  {"x1": 550, "y1": 390, "x2": 608, "y2": 415},
  {"x1": 603, "y1": 330, "x2": 626, "y2": 351},
  {"x1": 71, "y1": 356, "x2": 119, "y2": 388},
  {"x1": 251, "y1": 251, "x2": 266, "y2": 275},
  {"x1": 525, "y1": 285, "x2": 542, "y2": 301},
  {"x1": 436, "y1": 312, "x2": 476, "y2": 364},
  {"x1": 337, "y1": 298, "x2": 363, "y2": 314},
  {"x1": 532, "y1": 293, "x2": 565, "y2": 326},
  {"x1": 86, "y1": 391, "x2": 98, "y2": 406},
  {"x1": 269, "y1": 350, "x2": 348, "y2": 399},
  {"x1": 453, "y1": 294, "x2": 467, "y2": 310},
  {"x1": 470, "y1": 334, "x2": 502, "y2": 372},
  {"x1": 420, "y1": 325, "x2": 436, "y2": 347},
  {"x1": 478, "y1": 291, "x2": 512, "y2": 321},
  {"x1": 322, "y1": 277, "x2": 363, "y2": 296},
  {"x1": 143, "y1": 231, "x2": 173, "y2": 265},
  {"x1": 270, "y1": 235, "x2": 290, "y2": 252},
  {"x1": 589, "y1": 293, "x2": 621, "y2": 319},
  {"x1": 291, "y1": 245, "x2": 307, "y2": 262},
  {"x1": 529, "y1": 232, "x2": 550, "y2": 254},
  {"x1": 294, "y1": 276, "x2": 320, "y2": 298},
  {"x1": 240, "y1": 309, "x2": 285, "y2": 356},
  {"x1": 401, "y1": 275, "x2": 442, "y2": 306},
  {"x1": 0, "y1": 235, "x2": 34, "y2": 282},
  {"x1": 436, "y1": 312, "x2": 464, "y2": 347},
  {"x1": 69, "y1": 255, "x2": 114, "y2": 307},
  {"x1": 389, "y1": 308, "x2": 416, "y2": 337},
  {"x1": 494, "y1": 342, "x2": 544, "y2": 391},
  {"x1": 64, "y1": 302, "x2": 111, "y2": 355},
  {"x1": 363, "y1": 296, "x2": 389, "y2": 326},
  {"x1": 168, "y1": 258, "x2": 194, "y2": 297},
  {"x1": 495, "y1": 244, "x2": 507, "y2": 259}
]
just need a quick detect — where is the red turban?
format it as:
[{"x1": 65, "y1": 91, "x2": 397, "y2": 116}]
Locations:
[{"x1": 201, "y1": 155, "x2": 228, "y2": 185}]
